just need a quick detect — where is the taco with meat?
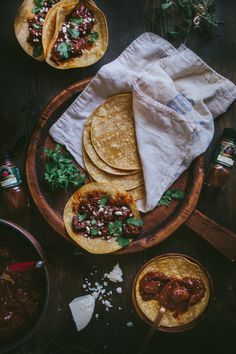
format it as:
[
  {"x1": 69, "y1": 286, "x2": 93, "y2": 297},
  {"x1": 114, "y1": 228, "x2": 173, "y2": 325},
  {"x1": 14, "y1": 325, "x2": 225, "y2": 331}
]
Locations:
[
  {"x1": 43, "y1": 0, "x2": 108, "y2": 69},
  {"x1": 63, "y1": 182, "x2": 143, "y2": 254},
  {"x1": 133, "y1": 254, "x2": 211, "y2": 330},
  {"x1": 14, "y1": 0, "x2": 62, "y2": 61}
]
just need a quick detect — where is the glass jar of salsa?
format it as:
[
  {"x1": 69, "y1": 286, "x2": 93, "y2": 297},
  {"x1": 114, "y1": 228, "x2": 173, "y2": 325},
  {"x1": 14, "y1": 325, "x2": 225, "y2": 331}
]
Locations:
[
  {"x1": 207, "y1": 128, "x2": 236, "y2": 191},
  {"x1": 0, "y1": 152, "x2": 28, "y2": 212}
]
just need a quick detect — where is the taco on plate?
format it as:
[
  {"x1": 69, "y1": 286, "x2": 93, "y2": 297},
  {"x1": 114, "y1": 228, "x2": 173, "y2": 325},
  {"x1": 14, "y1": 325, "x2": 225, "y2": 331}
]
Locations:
[
  {"x1": 14, "y1": 0, "x2": 62, "y2": 61},
  {"x1": 133, "y1": 254, "x2": 211, "y2": 330},
  {"x1": 63, "y1": 182, "x2": 143, "y2": 254},
  {"x1": 43, "y1": 0, "x2": 108, "y2": 68}
]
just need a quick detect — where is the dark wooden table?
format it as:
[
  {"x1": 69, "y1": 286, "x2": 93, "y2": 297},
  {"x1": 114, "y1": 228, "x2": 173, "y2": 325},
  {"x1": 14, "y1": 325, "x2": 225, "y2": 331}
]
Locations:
[{"x1": 1, "y1": 1, "x2": 236, "y2": 354}]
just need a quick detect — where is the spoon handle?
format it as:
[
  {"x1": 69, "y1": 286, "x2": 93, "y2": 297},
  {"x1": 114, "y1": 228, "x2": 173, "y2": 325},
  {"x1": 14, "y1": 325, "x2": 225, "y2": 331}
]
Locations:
[
  {"x1": 7, "y1": 260, "x2": 44, "y2": 272},
  {"x1": 138, "y1": 305, "x2": 166, "y2": 354}
]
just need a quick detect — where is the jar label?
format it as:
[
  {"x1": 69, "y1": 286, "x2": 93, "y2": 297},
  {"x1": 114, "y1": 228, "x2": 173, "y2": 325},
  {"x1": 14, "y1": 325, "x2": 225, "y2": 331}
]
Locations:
[
  {"x1": 0, "y1": 165, "x2": 22, "y2": 188},
  {"x1": 214, "y1": 140, "x2": 236, "y2": 168}
]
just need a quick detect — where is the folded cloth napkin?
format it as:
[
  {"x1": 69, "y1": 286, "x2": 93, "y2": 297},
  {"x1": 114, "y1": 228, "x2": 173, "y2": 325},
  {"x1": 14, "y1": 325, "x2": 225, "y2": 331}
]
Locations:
[{"x1": 50, "y1": 32, "x2": 236, "y2": 212}]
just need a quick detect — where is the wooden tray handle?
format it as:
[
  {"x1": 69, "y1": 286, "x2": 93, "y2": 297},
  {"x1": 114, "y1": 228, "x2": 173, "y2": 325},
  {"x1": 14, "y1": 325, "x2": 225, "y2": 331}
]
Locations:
[{"x1": 186, "y1": 209, "x2": 236, "y2": 262}]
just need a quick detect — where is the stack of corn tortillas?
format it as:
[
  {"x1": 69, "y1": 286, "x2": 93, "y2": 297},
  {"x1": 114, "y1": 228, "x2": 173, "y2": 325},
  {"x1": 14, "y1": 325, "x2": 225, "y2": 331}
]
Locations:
[{"x1": 82, "y1": 94, "x2": 145, "y2": 201}]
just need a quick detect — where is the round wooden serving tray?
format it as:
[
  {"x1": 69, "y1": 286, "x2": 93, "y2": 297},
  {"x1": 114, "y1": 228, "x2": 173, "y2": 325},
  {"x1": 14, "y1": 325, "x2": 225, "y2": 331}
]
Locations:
[{"x1": 26, "y1": 78, "x2": 236, "y2": 258}]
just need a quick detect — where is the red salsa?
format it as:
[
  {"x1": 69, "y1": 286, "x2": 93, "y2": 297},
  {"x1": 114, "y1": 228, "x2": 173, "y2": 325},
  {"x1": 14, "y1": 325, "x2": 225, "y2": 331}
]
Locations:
[
  {"x1": 139, "y1": 271, "x2": 206, "y2": 318},
  {"x1": 72, "y1": 191, "x2": 143, "y2": 240},
  {"x1": 0, "y1": 241, "x2": 44, "y2": 341},
  {"x1": 27, "y1": 0, "x2": 60, "y2": 57},
  {"x1": 51, "y1": 1, "x2": 98, "y2": 64}
]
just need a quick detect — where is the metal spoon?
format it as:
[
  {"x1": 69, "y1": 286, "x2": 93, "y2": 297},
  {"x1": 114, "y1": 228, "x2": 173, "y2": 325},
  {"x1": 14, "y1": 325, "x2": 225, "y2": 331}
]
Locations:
[
  {"x1": 0, "y1": 260, "x2": 45, "y2": 284},
  {"x1": 138, "y1": 305, "x2": 166, "y2": 354}
]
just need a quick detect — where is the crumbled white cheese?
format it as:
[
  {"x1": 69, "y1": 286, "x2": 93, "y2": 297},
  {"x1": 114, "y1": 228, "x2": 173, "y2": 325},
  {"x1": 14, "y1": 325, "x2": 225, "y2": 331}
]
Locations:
[
  {"x1": 116, "y1": 287, "x2": 122, "y2": 294},
  {"x1": 104, "y1": 300, "x2": 112, "y2": 308},
  {"x1": 69, "y1": 295, "x2": 95, "y2": 332},
  {"x1": 126, "y1": 322, "x2": 134, "y2": 327},
  {"x1": 105, "y1": 263, "x2": 123, "y2": 283}
]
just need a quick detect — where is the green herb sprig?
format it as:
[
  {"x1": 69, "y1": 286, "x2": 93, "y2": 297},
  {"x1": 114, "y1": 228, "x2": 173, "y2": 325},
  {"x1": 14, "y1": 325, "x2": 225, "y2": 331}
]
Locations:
[
  {"x1": 43, "y1": 144, "x2": 85, "y2": 191},
  {"x1": 161, "y1": 0, "x2": 219, "y2": 41},
  {"x1": 157, "y1": 189, "x2": 185, "y2": 206}
]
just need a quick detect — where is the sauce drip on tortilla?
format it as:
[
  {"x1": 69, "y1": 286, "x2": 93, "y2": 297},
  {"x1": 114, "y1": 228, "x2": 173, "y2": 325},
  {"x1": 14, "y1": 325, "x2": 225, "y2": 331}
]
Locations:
[
  {"x1": 51, "y1": 1, "x2": 97, "y2": 64},
  {"x1": 139, "y1": 271, "x2": 206, "y2": 318}
]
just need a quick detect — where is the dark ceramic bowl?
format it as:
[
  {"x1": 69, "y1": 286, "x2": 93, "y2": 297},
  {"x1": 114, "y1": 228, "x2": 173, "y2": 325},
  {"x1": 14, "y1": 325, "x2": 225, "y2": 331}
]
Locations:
[
  {"x1": 0, "y1": 219, "x2": 49, "y2": 354},
  {"x1": 132, "y1": 253, "x2": 213, "y2": 333}
]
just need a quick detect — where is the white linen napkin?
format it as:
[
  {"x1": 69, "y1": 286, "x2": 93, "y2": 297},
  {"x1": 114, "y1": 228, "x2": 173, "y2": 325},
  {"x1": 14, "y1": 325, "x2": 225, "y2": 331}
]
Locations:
[{"x1": 49, "y1": 32, "x2": 236, "y2": 212}]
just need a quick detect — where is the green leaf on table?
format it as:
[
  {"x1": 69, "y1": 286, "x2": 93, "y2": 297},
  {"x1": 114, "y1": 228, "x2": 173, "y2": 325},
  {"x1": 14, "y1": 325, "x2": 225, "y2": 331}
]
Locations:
[
  {"x1": 157, "y1": 189, "x2": 185, "y2": 207},
  {"x1": 161, "y1": 2, "x2": 174, "y2": 10}
]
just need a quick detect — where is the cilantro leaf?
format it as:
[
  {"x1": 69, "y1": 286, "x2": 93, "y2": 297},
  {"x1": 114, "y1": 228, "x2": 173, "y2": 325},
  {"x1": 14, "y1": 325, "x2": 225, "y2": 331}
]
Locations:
[
  {"x1": 99, "y1": 195, "x2": 110, "y2": 207},
  {"x1": 127, "y1": 218, "x2": 143, "y2": 227},
  {"x1": 32, "y1": 7, "x2": 42, "y2": 13},
  {"x1": 69, "y1": 17, "x2": 83, "y2": 25},
  {"x1": 91, "y1": 219, "x2": 97, "y2": 226},
  {"x1": 68, "y1": 28, "x2": 80, "y2": 39},
  {"x1": 108, "y1": 220, "x2": 123, "y2": 236},
  {"x1": 32, "y1": 23, "x2": 41, "y2": 29},
  {"x1": 88, "y1": 32, "x2": 98, "y2": 43},
  {"x1": 157, "y1": 189, "x2": 185, "y2": 207},
  {"x1": 77, "y1": 213, "x2": 87, "y2": 221},
  {"x1": 116, "y1": 236, "x2": 131, "y2": 247},
  {"x1": 169, "y1": 189, "x2": 185, "y2": 199},
  {"x1": 56, "y1": 42, "x2": 71, "y2": 60},
  {"x1": 90, "y1": 227, "x2": 100, "y2": 236},
  {"x1": 43, "y1": 144, "x2": 85, "y2": 191},
  {"x1": 33, "y1": 45, "x2": 43, "y2": 58},
  {"x1": 34, "y1": 0, "x2": 44, "y2": 7}
]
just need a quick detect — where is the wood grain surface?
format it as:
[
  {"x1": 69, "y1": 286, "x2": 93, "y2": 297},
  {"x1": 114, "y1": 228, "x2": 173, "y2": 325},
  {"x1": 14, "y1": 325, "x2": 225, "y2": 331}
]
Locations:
[{"x1": 0, "y1": 1, "x2": 236, "y2": 354}]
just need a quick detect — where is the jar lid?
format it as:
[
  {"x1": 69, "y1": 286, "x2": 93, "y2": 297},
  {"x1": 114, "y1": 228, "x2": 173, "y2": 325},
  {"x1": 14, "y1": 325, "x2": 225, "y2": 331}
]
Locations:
[{"x1": 222, "y1": 128, "x2": 236, "y2": 141}]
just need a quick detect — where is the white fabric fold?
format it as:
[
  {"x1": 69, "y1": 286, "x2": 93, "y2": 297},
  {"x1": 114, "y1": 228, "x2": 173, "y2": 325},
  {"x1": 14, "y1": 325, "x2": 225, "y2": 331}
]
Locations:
[{"x1": 49, "y1": 32, "x2": 236, "y2": 212}]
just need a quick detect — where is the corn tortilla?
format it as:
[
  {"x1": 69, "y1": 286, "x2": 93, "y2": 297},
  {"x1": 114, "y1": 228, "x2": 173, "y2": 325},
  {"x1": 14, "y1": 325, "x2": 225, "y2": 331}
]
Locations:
[
  {"x1": 129, "y1": 185, "x2": 145, "y2": 201},
  {"x1": 83, "y1": 115, "x2": 138, "y2": 175},
  {"x1": 63, "y1": 182, "x2": 141, "y2": 254},
  {"x1": 83, "y1": 149, "x2": 143, "y2": 190},
  {"x1": 91, "y1": 94, "x2": 141, "y2": 170},
  {"x1": 134, "y1": 255, "x2": 211, "y2": 328}
]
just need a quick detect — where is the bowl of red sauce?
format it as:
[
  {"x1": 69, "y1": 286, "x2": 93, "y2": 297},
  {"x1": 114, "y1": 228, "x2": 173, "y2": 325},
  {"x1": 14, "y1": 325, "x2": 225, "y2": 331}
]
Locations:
[
  {"x1": 0, "y1": 219, "x2": 49, "y2": 353},
  {"x1": 132, "y1": 253, "x2": 213, "y2": 332}
]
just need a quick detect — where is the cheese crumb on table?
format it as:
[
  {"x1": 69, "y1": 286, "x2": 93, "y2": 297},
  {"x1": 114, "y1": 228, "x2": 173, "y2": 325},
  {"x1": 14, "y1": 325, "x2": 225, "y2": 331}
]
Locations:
[
  {"x1": 116, "y1": 287, "x2": 122, "y2": 294},
  {"x1": 105, "y1": 263, "x2": 123, "y2": 283},
  {"x1": 126, "y1": 321, "x2": 134, "y2": 327}
]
